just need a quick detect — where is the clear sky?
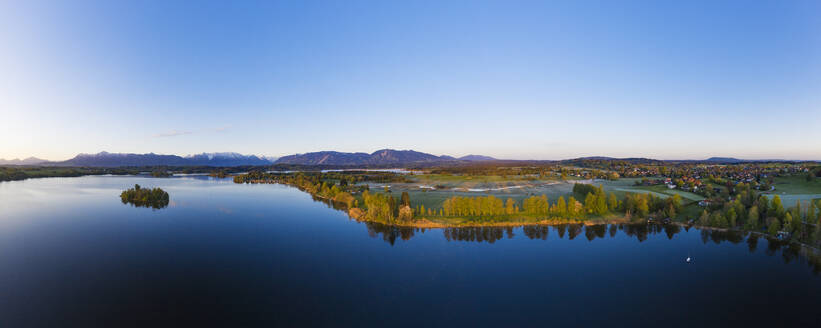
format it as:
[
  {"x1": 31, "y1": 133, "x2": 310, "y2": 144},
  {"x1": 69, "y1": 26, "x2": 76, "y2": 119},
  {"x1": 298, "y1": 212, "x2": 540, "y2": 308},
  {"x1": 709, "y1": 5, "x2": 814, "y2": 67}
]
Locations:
[{"x1": 1, "y1": 0, "x2": 820, "y2": 161}]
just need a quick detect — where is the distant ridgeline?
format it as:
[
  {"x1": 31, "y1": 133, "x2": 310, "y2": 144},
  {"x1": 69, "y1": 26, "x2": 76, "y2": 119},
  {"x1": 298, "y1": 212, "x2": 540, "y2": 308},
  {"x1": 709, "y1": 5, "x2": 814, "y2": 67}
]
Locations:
[
  {"x1": 0, "y1": 167, "x2": 138, "y2": 182},
  {"x1": 120, "y1": 184, "x2": 170, "y2": 209}
]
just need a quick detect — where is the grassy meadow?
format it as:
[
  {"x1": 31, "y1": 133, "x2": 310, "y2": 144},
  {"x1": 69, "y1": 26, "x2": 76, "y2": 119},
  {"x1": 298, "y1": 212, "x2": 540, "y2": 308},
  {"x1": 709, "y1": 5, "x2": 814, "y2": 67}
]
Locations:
[
  {"x1": 358, "y1": 174, "x2": 711, "y2": 222},
  {"x1": 760, "y1": 175, "x2": 821, "y2": 208}
]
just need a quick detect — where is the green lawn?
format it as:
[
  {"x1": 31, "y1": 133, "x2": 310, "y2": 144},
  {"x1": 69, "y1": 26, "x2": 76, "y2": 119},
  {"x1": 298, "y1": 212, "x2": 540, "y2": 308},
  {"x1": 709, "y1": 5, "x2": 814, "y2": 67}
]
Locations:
[
  {"x1": 359, "y1": 174, "x2": 579, "y2": 209},
  {"x1": 764, "y1": 175, "x2": 821, "y2": 194},
  {"x1": 759, "y1": 175, "x2": 821, "y2": 208},
  {"x1": 594, "y1": 179, "x2": 705, "y2": 201},
  {"x1": 639, "y1": 185, "x2": 705, "y2": 201},
  {"x1": 406, "y1": 174, "x2": 566, "y2": 190},
  {"x1": 366, "y1": 187, "x2": 574, "y2": 211},
  {"x1": 360, "y1": 175, "x2": 710, "y2": 212}
]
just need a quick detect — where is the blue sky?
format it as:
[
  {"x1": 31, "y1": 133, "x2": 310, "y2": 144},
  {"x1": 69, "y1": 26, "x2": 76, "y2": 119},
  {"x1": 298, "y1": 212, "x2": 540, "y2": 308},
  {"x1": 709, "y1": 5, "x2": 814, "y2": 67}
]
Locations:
[{"x1": 1, "y1": 0, "x2": 820, "y2": 161}]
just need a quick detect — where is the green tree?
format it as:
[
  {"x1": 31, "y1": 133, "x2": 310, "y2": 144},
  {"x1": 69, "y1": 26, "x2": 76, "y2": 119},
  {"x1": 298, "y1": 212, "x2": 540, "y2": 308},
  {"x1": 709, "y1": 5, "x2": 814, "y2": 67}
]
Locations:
[
  {"x1": 567, "y1": 196, "x2": 579, "y2": 217},
  {"x1": 584, "y1": 192, "x2": 596, "y2": 214},
  {"x1": 699, "y1": 210, "x2": 710, "y2": 226},
  {"x1": 757, "y1": 196, "x2": 769, "y2": 216},
  {"x1": 711, "y1": 212, "x2": 727, "y2": 228},
  {"x1": 671, "y1": 194, "x2": 682, "y2": 211},
  {"x1": 745, "y1": 206, "x2": 759, "y2": 231},
  {"x1": 783, "y1": 212, "x2": 794, "y2": 233},
  {"x1": 772, "y1": 195, "x2": 785, "y2": 219},
  {"x1": 607, "y1": 193, "x2": 619, "y2": 212},
  {"x1": 636, "y1": 197, "x2": 649, "y2": 218},
  {"x1": 666, "y1": 203, "x2": 676, "y2": 219},
  {"x1": 505, "y1": 198, "x2": 516, "y2": 214},
  {"x1": 554, "y1": 196, "x2": 567, "y2": 216},
  {"x1": 768, "y1": 219, "x2": 781, "y2": 236},
  {"x1": 726, "y1": 208, "x2": 737, "y2": 228},
  {"x1": 732, "y1": 199, "x2": 746, "y2": 224},
  {"x1": 595, "y1": 187, "x2": 608, "y2": 215}
]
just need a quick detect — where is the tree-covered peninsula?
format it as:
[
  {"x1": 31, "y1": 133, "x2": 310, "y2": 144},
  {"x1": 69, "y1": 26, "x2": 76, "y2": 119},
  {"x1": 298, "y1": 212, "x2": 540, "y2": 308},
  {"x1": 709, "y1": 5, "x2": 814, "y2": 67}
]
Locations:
[
  {"x1": 232, "y1": 165, "x2": 821, "y2": 250},
  {"x1": 120, "y1": 184, "x2": 170, "y2": 209}
]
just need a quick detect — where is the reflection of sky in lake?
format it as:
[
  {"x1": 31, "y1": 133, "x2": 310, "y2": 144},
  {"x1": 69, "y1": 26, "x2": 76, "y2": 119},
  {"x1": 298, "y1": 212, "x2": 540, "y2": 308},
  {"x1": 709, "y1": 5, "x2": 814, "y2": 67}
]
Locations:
[{"x1": 0, "y1": 175, "x2": 819, "y2": 326}]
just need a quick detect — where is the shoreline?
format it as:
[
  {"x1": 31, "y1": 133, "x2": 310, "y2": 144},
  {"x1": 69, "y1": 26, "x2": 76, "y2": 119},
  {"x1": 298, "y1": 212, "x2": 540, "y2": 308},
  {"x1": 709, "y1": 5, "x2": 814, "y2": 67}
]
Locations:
[
  {"x1": 346, "y1": 209, "x2": 633, "y2": 228},
  {"x1": 244, "y1": 179, "x2": 821, "y2": 253}
]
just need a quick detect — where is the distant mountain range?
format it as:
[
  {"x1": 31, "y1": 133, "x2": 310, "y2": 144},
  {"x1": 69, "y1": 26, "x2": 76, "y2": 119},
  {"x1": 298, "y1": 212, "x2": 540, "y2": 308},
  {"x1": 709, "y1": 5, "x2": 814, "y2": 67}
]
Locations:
[
  {"x1": 0, "y1": 157, "x2": 47, "y2": 165},
  {"x1": 458, "y1": 154, "x2": 497, "y2": 161},
  {"x1": 48, "y1": 152, "x2": 274, "y2": 167},
  {"x1": 275, "y1": 149, "x2": 460, "y2": 166},
  {"x1": 1, "y1": 150, "x2": 812, "y2": 167},
  {"x1": 16, "y1": 149, "x2": 498, "y2": 167},
  {"x1": 704, "y1": 157, "x2": 745, "y2": 163}
]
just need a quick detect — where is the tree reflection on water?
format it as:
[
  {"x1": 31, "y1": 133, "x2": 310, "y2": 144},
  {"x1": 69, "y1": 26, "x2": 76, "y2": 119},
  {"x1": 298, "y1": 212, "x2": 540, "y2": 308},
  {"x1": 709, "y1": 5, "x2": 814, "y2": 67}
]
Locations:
[
  {"x1": 309, "y1": 193, "x2": 821, "y2": 273},
  {"x1": 366, "y1": 221, "x2": 821, "y2": 273}
]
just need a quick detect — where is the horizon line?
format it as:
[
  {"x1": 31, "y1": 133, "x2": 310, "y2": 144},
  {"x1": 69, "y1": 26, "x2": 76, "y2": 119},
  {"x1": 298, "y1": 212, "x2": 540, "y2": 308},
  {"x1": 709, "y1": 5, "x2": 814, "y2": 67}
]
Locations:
[{"x1": 2, "y1": 150, "x2": 820, "y2": 163}]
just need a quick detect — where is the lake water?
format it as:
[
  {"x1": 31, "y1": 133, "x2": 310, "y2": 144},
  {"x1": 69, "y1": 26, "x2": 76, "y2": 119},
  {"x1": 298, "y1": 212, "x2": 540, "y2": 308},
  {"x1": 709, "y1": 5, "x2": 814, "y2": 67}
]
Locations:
[{"x1": 1, "y1": 176, "x2": 819, "y2": 327}]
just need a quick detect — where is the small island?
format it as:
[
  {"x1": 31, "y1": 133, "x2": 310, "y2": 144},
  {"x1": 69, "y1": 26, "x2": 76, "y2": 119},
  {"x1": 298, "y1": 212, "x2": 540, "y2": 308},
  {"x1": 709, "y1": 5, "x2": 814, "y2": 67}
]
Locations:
[
  {"x1": 120, "y1": 184, "x2": 170, "y2": 209},
  {"x1": 150, "y1": 170, "x2": 172, "y2": 177}
]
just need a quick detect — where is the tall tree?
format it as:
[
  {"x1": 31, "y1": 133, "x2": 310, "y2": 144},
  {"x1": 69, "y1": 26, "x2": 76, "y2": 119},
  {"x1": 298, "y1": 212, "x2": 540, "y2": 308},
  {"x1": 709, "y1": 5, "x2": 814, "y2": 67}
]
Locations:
[
  {"x1": 567, "y1": 196, "x2": 579, "y2": 217},
  {"x1": 555, "y1": 196, "x2": 567, "y2": 216},
  {"x1": 726, "y1": 208, "x2": 737, "y2": 228},
  {"x1": 699, "y1": 210, "x2": 710, "y2": 226},
  {"x1": 768, "y1": 219, "x2": 781, "y2": 236},
  {"x1": 607, "y1": 193, "x2": 619, "y2": 211},
  {"x1": 671, "y1": 194, "x2": 682, "y2": 211},
  {"x1": 772, "y1": 195, "x2": 785, "y2": 219},
  {"x1": 745, "y1": 206, "x2": 759, "y2": 230},
  {"x1": 584, "y1": 192, "x2": 596, "y2": 214},
  {"x1": 400, "y1": 192, "x2": 410, "y2": 207},
  {"x1": 636, "y1": 197, "x2": 649, "y2": 218}
]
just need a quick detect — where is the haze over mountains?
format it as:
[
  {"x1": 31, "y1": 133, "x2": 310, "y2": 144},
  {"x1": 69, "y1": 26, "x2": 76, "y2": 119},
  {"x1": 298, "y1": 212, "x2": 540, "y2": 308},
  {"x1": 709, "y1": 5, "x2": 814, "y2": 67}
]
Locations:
[
  {"x1": 0, "y1": 157, "x2": 48, "y2": 165},
  {"x1": 50, "y1": 152, "x2": 273, "y2": 167},
  {"x1": 274, "y1": 149, "x2": 489, "y2": 165},
  {"x1": 0, "y1": 150, "x2": 498, "y2": 167},
  {"x1": 0, "y1": 150, "x2": 812, "y2": 167}
]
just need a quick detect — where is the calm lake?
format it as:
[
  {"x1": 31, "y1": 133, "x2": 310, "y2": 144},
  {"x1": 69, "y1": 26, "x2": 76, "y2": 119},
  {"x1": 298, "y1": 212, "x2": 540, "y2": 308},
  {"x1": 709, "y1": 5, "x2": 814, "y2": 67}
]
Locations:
[{"x1": 1, "y1": 176, "x2": 819, "y2": 327}]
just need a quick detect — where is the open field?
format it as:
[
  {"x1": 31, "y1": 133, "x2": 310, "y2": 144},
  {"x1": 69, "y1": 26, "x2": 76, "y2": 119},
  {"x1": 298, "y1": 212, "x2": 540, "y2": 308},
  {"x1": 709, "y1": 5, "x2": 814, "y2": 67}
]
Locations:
[
  {"x1": 762, "y1": 194, "x2": 821, "y2": 209},
  {"x1": 759, "y1": 176, "x2": 821, "y2": 208},
  {"x1": 360, "y1": 175, "x2": 706, "y2": 213},
  {"x1": 363, "y1": 181, "x2": 576, "y2": 210},
  {"x1": 592, "y1": 178, "x2": 705, "y2": 202},
  {"x1": 620, "y1": 185, "x2": 705, "y2": 201},
  {"x1": 764, "y1": 176, "x2": 821, "y2": 194}
]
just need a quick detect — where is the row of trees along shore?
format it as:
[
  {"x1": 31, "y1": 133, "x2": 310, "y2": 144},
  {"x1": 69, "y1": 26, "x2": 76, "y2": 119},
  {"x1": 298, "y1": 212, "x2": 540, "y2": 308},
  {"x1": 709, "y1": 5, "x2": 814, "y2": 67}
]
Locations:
[
  {"x1": 232, "y1": 172, "x2": 821, "y2": 248},
  {"x1": 430, "y1": 184, "x2": 680, "y2": 219}
]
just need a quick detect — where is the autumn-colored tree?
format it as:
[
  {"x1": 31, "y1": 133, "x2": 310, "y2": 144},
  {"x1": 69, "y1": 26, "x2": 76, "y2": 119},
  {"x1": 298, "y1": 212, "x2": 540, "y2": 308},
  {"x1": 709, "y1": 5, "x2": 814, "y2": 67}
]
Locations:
[{"x1": 745, "y1": 206, "x2": 759, "y2": 230}]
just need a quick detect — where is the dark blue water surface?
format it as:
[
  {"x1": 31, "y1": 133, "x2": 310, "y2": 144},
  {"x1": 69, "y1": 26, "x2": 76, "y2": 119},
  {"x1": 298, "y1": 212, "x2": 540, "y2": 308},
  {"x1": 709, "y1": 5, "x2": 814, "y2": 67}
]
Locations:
[{"x1": 0, "y1": 176, "x2": 819, "y2": 327}]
